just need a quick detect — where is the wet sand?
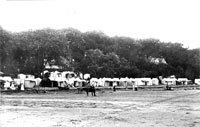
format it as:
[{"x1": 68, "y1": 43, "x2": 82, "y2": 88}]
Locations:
[{"x1": 0, "y1": 90, "x2": 200, "y2": 127}]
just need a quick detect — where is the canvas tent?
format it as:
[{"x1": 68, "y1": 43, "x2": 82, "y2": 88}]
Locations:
[
  {"x1": 73, "y1": 78, "x2": 85, "y2": 87},
  {"x1": 152, "y1": 78, "x2": 159, "y2": 85},
  {"x1": 177, "y1": 78, "x2": 189, "y2": 85},
  {"x1": 134, "y1": 78, "x2": 152, "y2": 86},
  {"x1": 140, "y1": 78, "x2": 152, "y2": 86},
  {"x1": 195, "y1": 79, "x2": 200, "y2": 85},
  {"x1": 134, "y1": 78, "x2": 145, "y2": 86},
  {"x1": 90, "y1": 78, "x2": 99, "y2": 87},
  {"x1": 24, "y1": 79, "x2": 36, "y2": 88},
  {"x1": 162, "y1": 78, "x2": 177, "y2": 85},
  {"x1": 97, "y1": 78, "x2": 105, "y2": 87},
  {"x1": 103, "y1": 78, "x2": 113, "y2": 87},
  {"x1": 119, "y1": 77, "x2": 132, "y2": 87}
]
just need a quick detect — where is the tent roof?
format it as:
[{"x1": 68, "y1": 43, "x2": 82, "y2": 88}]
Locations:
[
  {"x1": 1, "y1": 76, "x2": 13, "y2": 82},
  {"x1": 163, "y1": 78, "x2": 177, "y2": 81},
  {"x1": 112, "y1": 78, "x2": 120, "y2": 81},
  {"x1": 103, "y1": 78, "x2": 113, "y2": 81},
  {"x1": 177, "y1": 78, "x2": 188, "y2": 81},
  {"x1": 120, "y1": 77, "x2": 130, "y2": 81},
  {"x1": 90, "y1": 78, "x2": 98, "y2": 81}
]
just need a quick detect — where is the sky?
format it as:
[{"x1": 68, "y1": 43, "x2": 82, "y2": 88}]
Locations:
[{"x1": 0, "y1": 0, "x2": 199, "y2": 49}]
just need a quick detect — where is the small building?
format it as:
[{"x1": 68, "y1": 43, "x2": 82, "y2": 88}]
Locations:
[{"x1": 148, "y1": 56, "x2": 167, "y2": 64}]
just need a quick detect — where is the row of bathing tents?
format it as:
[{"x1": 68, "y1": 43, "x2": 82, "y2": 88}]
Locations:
[
  {"x1": 90, "y1": 77, "x2": 195, "y2": 87},
  {"x1": 0, "y1": 71, "x2": 89, "y2": 90},
  {"x1": 1, "y1": 72, "x2": 200, "y2": 90},
  {"x1": 0, "y1": 74, "x2": 41, "y2": 90}
]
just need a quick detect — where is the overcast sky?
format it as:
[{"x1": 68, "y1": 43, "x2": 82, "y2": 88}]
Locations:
[{"x1": 0, "y1": 0, "x2": 199, "y2": 49}]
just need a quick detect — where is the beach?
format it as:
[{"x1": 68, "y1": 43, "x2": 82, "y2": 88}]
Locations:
[{"x1": 0, "y1": 90, "x2": 200, "y2": 127}]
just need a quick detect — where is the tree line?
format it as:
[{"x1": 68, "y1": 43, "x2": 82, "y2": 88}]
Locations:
[{"x1": 0, "y1": 27, "x2": 200, "y2": 80}]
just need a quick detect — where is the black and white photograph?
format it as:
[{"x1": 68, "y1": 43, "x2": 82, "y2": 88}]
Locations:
[{"x1": 0, "y1": 0, "x2": 200, "y2": 126}]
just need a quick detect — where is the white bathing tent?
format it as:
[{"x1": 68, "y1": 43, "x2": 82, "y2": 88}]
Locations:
[
  {"x1": 14, "y1": 78, "x2": 21, "y2": 86},
  {"x1": 134, "y1": 78, "x2": 144, "y2": 86},
  {"x1": 2, "y1": 76, "x2": 13, "y2": 82},
  {"x1": 162, "y1": 78, "x2": 177, "y2": 85},
  {"x1": 152, "y1": 78, "x2": 159, "y2": 85},
  {"x1": 195, "y1": 79, "x2": 200, "y2": 85},
  {"x1": 120, "y1": 77, "x2": 131, "y2": 82},
  {"x1": 112, "y1": 78, "x2": 120, "y2": 86},
  {"x1": 119, "y1": 77, "x2": 132, "y2": 86},
  {"x1": 84, "y1": 73, "x2": 90, "y2": 79},
  {"x1": 103, "y1": 78, "x2": 113, "y2": 87},
  {"x1": 112, "y1": 78, "x2": 120, "y2": 82},
  {"x1": 17, "y1": 74, "x2": 26, "y2": 79},
  {"x1": 24, "y1": 78, "x2": 36, "y2": 89},
  {"x1": 90, "y1": 78, "x2": 99, "y2": 87},
  {"x1": 62, "y1": 71, "x2": 76, "y2": 79},
  {"x1": 128, "y1": 78, "x2": 138, "y2": 87},
  {"x1": 141, "y1": 78, "x2": 152, "y2": 85},
  {"x1": 134, "y1": 78, "x2": 152, "y2": 86},
  {"x1": 177, "y1": 78, "x2": 189, "y2": 85},
  {"x1": 98, "y1": 78, "x2": 105, "y2": 87},
  {"x1": 35, "y1": 78, "x2": 42, "y2": 86},
  {"x1": 24, "y1": 75, "x2": 37, "y2": 89},
  {"x1": 73, "y1": 78, "x2": 85, "y2": 87},
  {"x1": 49, "y1": 71, "x2": 60, "y2": 81}
]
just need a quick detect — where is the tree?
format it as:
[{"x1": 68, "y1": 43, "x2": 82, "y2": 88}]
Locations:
[{"x1": 0, "y1": 27, "x2": 199, "y2": 80}]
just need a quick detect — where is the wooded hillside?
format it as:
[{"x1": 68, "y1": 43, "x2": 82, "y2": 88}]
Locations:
[{"x1": 0, "y1": 27, "x2": 199, "y2": 80}]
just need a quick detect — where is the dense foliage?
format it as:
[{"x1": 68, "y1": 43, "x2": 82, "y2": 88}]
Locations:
[{"x1": 0, "y1": 27, "x2": 199, "y2": 80}]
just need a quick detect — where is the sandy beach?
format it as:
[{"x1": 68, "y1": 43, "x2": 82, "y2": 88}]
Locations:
[{"x1": 0, "y1": 90, "x2": 200, "y2": 127}]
